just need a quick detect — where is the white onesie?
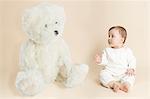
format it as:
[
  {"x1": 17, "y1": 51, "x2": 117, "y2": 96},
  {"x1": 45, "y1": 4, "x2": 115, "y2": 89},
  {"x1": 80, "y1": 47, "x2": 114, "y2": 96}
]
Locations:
[{"x1": 99, "y1": 46, "x2": 136, "y2": 87}]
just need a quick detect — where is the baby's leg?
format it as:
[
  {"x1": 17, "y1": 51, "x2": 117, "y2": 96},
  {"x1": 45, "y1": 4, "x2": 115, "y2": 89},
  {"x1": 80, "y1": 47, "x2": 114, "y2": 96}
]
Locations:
[
  {"x1": 100, "y1": 70, "x2": 114, "y2": 87},
  {"x1": 119, "y1": 82, "x2": 130, "y2": 93},
  {"x1": 108, "y1": 81, "x2": 121, "y2": 92},
  {"x1": 100, "y1": 70, "x2": 120, "y2": 91},
  {"x1": 120, "y1": 75, "x2": 135, "y2": 93}
]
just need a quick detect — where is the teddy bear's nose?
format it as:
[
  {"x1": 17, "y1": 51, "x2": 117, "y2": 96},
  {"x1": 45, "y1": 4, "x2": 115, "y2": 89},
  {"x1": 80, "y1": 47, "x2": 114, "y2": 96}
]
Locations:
[{"x1": 54, "y1": 30, "x2": 59, "y2": 35}]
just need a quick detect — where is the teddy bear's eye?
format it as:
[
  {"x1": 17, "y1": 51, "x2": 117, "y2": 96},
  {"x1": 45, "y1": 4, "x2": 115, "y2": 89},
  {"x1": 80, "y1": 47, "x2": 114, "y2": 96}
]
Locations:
[
  {"x1": 55, "y1": 22, "x2": 58, "y2": 24},
  {"x1": 45, "y1": 24, "x2": 48, "y2": 28}
]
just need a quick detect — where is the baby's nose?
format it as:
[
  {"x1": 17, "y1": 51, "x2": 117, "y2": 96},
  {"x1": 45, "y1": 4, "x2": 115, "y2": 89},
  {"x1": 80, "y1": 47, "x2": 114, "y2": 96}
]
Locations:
[{"x1": 108, "y1": 39, "x2": 111, "y2": 44}]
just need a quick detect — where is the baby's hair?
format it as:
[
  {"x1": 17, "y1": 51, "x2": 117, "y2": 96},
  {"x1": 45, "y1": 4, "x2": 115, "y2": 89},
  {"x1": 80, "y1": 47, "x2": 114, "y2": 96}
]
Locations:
[{"x1": 108, "y1": 26, "x2": 127, "y2": 44}]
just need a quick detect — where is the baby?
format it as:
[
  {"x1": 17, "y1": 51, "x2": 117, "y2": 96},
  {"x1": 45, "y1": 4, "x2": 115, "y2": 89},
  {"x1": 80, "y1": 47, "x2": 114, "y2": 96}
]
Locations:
[{"x1": 95, "y1": 26, "x2": 136, "y2": 93}]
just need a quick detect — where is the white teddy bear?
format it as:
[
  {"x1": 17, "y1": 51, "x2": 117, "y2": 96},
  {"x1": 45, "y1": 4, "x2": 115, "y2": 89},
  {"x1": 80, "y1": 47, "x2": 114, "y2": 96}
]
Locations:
[{"x1": 15, "y1": 3, "x2": 89, "y2": 96}]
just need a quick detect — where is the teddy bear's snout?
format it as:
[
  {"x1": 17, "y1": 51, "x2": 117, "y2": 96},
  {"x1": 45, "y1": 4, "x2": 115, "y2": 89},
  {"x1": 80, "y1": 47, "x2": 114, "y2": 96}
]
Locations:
[{"x1": 54, "y1": 30, "x2": 59, "y2": 36}]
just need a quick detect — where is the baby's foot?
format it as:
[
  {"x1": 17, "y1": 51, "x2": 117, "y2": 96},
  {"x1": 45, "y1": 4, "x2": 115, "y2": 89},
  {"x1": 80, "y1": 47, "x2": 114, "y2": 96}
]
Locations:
[
  {"x1": 120, "y1": 83, "x2": 130, "y2": 93},
  {"x1": 112, "y1": 82, "x2": 120, "y2": 92}
]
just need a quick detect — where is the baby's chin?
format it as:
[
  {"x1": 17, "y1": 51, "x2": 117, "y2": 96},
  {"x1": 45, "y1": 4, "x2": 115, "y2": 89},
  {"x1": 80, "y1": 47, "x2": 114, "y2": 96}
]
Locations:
[
  {"x1": 109, "y1": 44, "x2": 123, "y2": 48},
  {"x1": 109, "y1": 44, "x2": 115, "y2": 48}
]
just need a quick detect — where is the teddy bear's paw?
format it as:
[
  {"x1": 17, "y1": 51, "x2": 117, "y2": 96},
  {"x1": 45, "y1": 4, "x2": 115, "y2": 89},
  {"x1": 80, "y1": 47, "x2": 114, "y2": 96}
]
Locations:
[
  {"x1": 64, "y1": 64, "x2": 89, "y2": 88},
  {"x1": 15, "y1": 70, "x2": 45, "y2": 96}
]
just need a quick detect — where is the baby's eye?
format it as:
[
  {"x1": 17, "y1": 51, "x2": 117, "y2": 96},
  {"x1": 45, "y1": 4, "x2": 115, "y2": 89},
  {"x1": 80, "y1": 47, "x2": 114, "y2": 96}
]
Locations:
[{"x1": 45, "y1": 24, "x2": 48, "y2": 28}]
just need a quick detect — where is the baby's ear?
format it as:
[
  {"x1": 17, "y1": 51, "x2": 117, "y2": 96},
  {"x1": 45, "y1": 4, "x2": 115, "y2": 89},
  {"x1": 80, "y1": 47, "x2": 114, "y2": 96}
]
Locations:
[{"x1": 121, "y1": 37, "x2": 125, "y2": 43}]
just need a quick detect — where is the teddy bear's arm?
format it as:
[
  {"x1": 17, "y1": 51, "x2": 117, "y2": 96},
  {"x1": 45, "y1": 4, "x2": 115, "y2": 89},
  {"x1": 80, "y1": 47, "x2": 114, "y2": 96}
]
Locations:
[
  {"x1": 59, "y1": 40, "x2": 73, "y2": 76},
  {"x1": 19, "y1": 40, "x2": 38, "y2": 70},
  {"x1": 59, "y1": 40, "x2": 89, "y2": 88}
]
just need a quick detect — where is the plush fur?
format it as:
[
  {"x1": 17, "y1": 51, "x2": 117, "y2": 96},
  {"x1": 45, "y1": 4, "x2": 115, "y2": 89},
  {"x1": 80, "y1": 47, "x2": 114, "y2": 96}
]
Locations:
[{"x1": 15, "y1": 3, "x2": 89, "y2": 96}]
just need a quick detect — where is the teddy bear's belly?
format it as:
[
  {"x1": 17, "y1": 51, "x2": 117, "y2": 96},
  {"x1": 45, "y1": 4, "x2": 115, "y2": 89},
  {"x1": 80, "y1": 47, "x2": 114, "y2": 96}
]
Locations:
[
  {"x1": 34, "y1": 46, "x2": 60, "y2": 74},
  {"x1": 34, "y1": 46, "x2": 61, "y2": 82}
]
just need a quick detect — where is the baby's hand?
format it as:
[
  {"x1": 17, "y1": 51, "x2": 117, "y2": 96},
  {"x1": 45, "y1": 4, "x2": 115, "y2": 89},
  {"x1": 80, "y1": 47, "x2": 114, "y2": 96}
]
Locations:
[
  {"x1": 95, "y1": 54, "x2": 102, "y2": 64},
  {"x1": 125, "y1": 68, "x2": 136, "y2": 76}
]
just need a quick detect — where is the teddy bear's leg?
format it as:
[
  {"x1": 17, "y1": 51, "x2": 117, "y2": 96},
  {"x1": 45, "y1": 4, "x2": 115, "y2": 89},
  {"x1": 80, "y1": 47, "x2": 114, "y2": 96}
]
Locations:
[
  {"x1": 15, "y1": 69, "x2": 45, "y2": 96},
  {"x1": 64, "y1": 64, "x2": 89, "y2": 87}
]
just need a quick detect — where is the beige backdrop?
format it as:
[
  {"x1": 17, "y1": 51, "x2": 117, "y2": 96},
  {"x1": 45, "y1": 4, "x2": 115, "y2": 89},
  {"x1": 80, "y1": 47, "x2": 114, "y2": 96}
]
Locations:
[{"x1": 0, "y1": 0, "x2": 150, "y2": 98}]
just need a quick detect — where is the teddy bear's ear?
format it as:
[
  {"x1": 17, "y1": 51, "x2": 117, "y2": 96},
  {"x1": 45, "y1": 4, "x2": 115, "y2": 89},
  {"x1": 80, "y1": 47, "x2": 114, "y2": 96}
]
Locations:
[
  {"x1": 22, "y1": 6, "x2": 38, "y2": 34},
  {"x1": 22, "y1": 8, "x2": 32, "y2": 33}
]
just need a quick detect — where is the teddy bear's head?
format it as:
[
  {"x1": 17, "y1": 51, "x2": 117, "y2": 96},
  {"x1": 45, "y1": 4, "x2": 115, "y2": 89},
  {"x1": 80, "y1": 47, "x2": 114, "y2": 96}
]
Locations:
[{"x1": 22, "y1": 3, "x2": 65, "y2": 44}]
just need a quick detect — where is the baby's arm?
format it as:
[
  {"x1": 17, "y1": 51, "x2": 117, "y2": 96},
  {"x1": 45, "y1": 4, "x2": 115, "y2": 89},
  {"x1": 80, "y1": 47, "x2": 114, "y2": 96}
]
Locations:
[
  {"x1": 125, "y1": 48, "x2": 136, "y2": 76},
  {"x1": 95, "y1": 54, "x2": 102, "y2": 64},
  {"x1": 125, "y1": 68, "x2": 135, "y2": 76},
  {"x1": 95, "y1": 49, "x2": 108, "y2": 65}
]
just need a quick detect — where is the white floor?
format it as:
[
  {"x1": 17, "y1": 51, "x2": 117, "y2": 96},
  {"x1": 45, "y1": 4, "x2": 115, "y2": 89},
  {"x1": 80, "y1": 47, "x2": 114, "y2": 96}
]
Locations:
[{"x1": 0, "y1": 64, "x2": 149, "y2": 99}]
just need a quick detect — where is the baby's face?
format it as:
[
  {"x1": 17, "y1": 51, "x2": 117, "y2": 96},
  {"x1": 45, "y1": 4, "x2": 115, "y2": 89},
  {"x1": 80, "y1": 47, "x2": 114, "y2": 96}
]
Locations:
[{"x1": 108, "y1": 29, "x2": 124, "y2": 48}]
